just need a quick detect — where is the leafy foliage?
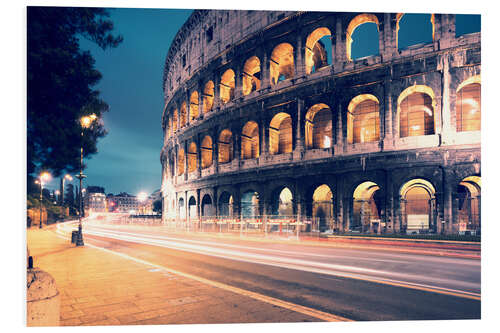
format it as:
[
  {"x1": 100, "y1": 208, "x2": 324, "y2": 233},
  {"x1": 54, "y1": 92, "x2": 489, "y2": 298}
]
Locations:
[{"x1": 27, "y1": 7, "x2": 122, "y2": 185}]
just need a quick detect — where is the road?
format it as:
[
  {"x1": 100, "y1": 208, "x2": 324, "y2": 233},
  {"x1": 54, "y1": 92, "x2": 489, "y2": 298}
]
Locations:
[{"x1": 57, "y1": 217, "x2": 481, "y2": 321}]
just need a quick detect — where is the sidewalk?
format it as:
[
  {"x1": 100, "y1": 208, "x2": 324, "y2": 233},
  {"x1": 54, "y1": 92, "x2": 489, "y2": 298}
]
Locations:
[{"x1": 26, "y1": 227, "x2": 322, "y2": 326}]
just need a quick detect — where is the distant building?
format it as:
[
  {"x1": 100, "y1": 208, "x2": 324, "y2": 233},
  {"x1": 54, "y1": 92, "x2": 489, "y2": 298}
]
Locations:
[
  {"x1": 106, "y1": 192, "x2": 139, "y2": 213},
  {"x1": 84, "y1": 192, "x2": 107, "y2": 213}
]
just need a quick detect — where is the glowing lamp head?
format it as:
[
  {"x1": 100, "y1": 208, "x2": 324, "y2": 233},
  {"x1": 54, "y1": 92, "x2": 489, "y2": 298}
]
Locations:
[
  {"x1": 40, "y1": 172, "x2": 51, "y2": 183},
  {"x1": 64, "y1": 174, "x2": 73, "y2": 181},
  {"x1": 138, "y1": 192, "x2": 148, "y2": 202},
  {"x1": 81, "y1": 114, "x2": 97, "y2": 128}
]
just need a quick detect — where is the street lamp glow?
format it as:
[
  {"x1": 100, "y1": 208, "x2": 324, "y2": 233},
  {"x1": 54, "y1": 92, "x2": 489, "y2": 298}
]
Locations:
[
  {"x1": 65, "y1": 174, "x2": 73, "y2": 181},
  {"x1": 138, "y1": 192, "x2": 148, "y2": 202},
  {"x1": 80, "y1": 114, "x2": 97, "y2": 128}
]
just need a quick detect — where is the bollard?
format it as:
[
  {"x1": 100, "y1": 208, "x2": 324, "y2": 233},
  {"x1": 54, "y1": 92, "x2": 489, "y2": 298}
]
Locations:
[
  {"x1": 27, "y1": 267, "x2": 60, "y2": 326},
  {"x1": 71, "y1": 230, "x2": 78, "y2": 244}
]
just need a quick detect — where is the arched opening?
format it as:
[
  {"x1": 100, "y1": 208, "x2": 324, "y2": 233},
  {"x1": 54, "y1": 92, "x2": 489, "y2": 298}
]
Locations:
[
  {"x1": 305, "y1": 27, "x2": 332, "y2": 75},
  {"x1": 220, "y1": 69, "x2": 235, "y2": 104},
  {"x1": 270, "y1": 43, "x2": 294, "y2": 85},
  {"x1": 172, "y1": 109, "x2": 178, "y2": 132},
  {"x1": 347, "y1": 94, "x2": 380, "y2": 144},
  {"x1": 312, "y1": 184, "x2": 333, "y2": 232},
  {"x1": 218, "y1": 191, "x2": 234, "y2": 217},
  {"x1": 456, "y1": 77, "x2": 480, "y2": 132},
  {"x1": 178, "y1": 197, "x2": 185, "y2": 220},
  {"x1": 398, "y1": 86, "x2": 436, "y2": 137},
  {"x1": 203, "y1": 81, "x2": 214, "y2": 113},
  {"x1": 241, "y1": 190, "x2": 259, "y2": 218},
  {"x1": 397, "y1": 13, "x2": 434, "y2": 50},
  {"x1": 352, "y1": 181, "x2": 383, "y2": 232},
  {"x1": 346, "y1": 14, "x2": 380, "y2": 60},
  {"x1": 400, "y1": 178, "x2": 436, "y2": 233},
  {"x1": 177, "y1": 148, "x2": 185, "y2": 175},
  {"x1": 305, "y1": 103, "x2": 332, "y2": 149},
  {"x1": 168, "y1": 117, "x2": 173, "y2": 138},
  {"x1": 455, "y1": 14, "x2": 480, "y2": 37},
  {"x1": 201, "y1": 135, "x2": 213, "y2": 169},
  {"x1": 201, "y1": 194, "x2": 214, "y2": 217},
  {"x1": 187, "y1": 142, "x2": 197, "y2": 173},
  {"x1": 180, "y1": 102, "x2": 187, "y2": 128},
  {"x1": 188, "y1": 196, "x2": 197, "y2": 219},
  {"x1": 242, "y1": 56, "x2": 261, "y2": 95},
  {"x1": 241, "y1": 121, "x2": 260, "y2": 159},
  {"x1": 218, "y1": 129, "x2": 233, "y2": 164},
  {"x1": 270, "y1": 187, "x2": 294, "y2": 216},
  {"x1": 269, "y1": 112, "x2": 292, "y2": 155},
  {"x1": 457, "y1": 176, "x2": 481, "y2": 234},
  {"x1": 189, "y1": 91, "x2": 199, "y2": 121}
]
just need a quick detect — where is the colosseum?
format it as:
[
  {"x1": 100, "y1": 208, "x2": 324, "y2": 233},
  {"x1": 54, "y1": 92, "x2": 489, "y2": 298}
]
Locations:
[{"x1": 160, "y1": 10, "x2": 481, "y2": 236}]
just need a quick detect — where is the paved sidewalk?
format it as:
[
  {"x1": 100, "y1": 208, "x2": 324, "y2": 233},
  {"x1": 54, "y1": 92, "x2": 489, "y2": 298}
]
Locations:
[{"x1": 26, "y1": 227, "x2": 321, "y2": 326}]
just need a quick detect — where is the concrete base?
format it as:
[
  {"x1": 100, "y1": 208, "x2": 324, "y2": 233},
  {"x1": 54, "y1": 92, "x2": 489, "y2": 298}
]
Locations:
[{"x1": 27, "y1": 268, "x2": 60, "y2": 326}]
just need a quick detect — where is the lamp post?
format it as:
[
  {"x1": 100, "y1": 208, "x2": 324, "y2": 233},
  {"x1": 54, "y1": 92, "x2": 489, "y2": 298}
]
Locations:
[
  {"x1": 60, "y1": 174, "x2": 73, "y2": 206},
  {"x1": 35, "y1": 172, "x2": 51, "y2": 229},
  {"x1": 75, "y1": 114, "x2": 97, "y2": 246}
]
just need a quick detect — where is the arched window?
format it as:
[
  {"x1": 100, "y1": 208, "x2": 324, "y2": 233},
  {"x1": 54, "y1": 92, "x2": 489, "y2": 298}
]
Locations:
[
  {"x1": 270, "y1": 43, "x2": 294, "y2": 85},
  {"x1": 398, "y1": 86, "x2": 435, "y2": 137},
  {"x1": 168, "y1": 117, "x2": 173, "y2": 137},
  {"x1": 242, "y1": 56, "x2": 261, "y2": 95},
  {"x1": 397, "y1": 13, "x2": 434, "y2": 50},
  {"x1": 241, "y1": 191, "x2": 259, "y2": 218},
  {"x1": 180, "y1": 102, "x2": 187, "y2": 127},
  {"x1": 203, "y1": 81, "x2": 214, "y2": 113},
  {"x1": 305, "y1": 27, "x2": 332, "y2": 75},
  {"x1": 172, "y1": 109, "x2": 178, "y2": 132},
  {"x1": 201, "y1": 194, "x2": 214, "y2": 217},
  {"x1": 188, "y1": 196, "x2": 197, "y2": 218},
  {"x1": 189, "y1": 91, "x2": 199, "y2": 120},
  {"x1": 305, "y1": 103, "x2": 332, "y2": 149},
  {"x1": 220, "y1": 69, "x2": 235, "y2": 104},
  {"x1": 241, "y1": 121, "x2": 260, "y2": 159},
  {"x1": 201, "y1": 135, "x2": 213, "y2": 169},
  {"x1": 457, "y1": 176, "x2": 481, "y2": 232},
  {"x1": 271, "y1": 187, "x2": 293, "y2": 216},
  {"x1": 400, "y1": 178, "x2": 436, "y2": 232},
  {"x1": 347, "y1": 95, "x2": 380, "y2": 144},
  {"x1": 269, "y1": 113, "x2": 292, "y2": 155},
  {"x1": 346, "y1": 14, "x2": 379, "y2": 61},
  {"x1": 218, "y1": 191, "x2": 234, "y2": 217},
  {"x1": 456, "y1": 80, "x2": 480, "y2": 132},
  {"x1": 178, "y1": 197, "x2": 185, "y2": 220},
  {"x1": 187, "y1": 142, "x2": 197, "y2": 173},
  {"x1": 352, "y1": 181, "x2": 382, "y2": 232},
  {"x1": 312, "y1": 184, "x2": 333, "y2": 232},
  {"x1": 218, "y1": 129, "x2": 233, "y2": 164},
  {"x1": 177, "y1": 148, "x2": 185, "y2": 175}
]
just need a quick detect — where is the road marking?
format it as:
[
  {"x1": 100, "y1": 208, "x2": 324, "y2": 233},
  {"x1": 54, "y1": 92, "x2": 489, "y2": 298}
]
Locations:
[{"x1": 54, "y1": 227, "x2": 352, "y2": 322}]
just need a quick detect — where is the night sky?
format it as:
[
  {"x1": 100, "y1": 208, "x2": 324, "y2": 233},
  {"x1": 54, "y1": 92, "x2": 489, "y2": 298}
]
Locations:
[{"x1": 39, "y1": 7, "x2": 479, "y2": 197}]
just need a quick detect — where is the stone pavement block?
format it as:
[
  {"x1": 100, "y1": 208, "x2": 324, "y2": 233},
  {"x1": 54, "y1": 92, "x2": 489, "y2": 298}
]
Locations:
[{"x1": 60, "y1": 317, "x2": 82, "y2": 326}]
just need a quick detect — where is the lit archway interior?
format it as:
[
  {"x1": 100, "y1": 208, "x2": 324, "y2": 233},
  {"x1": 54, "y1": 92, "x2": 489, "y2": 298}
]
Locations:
[
  {"x1": 347, "y1": 94, "x2": 380, "y2": 144},
  {"x1": 305, "y1": 103, "x2": 332, "y2": 149},
  {"x1": 172, "y1": 109, "x2": 178, "y2": 132},
  {"x1": 398, "y1": 86, "x2": 436, "y2": 138},
  {"x1": 312, "y1": 184, "x2": 333, "y2": 231},
  {"x1": 269, "y1": 112, "x2": 292, "y2": 155},
  {"x1": 189, "y1": 91, "x2": 199, "y2": 121},
  {"x1": 220, "y1": 69, "x2": 235, "y2": 104},
  {"x1": 241, "y1": 190, "x2": 259, "y2": 218},
  {"x1": 203, "y1": 81, "x2": 214, "y2": 113},
  {"x1": 187, "y1": 142, "x2": 197, "y2": 173},
  {"x1": 201, "y1": 135, "x2": 213, "y2": 169},
  {"x1": 457, "y1": 176, "x2": 481, "y2": 230},
  {"x1": 305, "y1": 27, "x2": 332, "y2": 75},
  {"x1": 241, "y1": 121, "x2": 260, "y2": 159},
  {"x1": 218, "y1": 191, "x2": 233, "y2": 217},
  {"x1": 352, "y1": 181, "x2": 382, "y2": 231},
  {"x1": 242, "y1": 56, "x2": 261, "y2": 95},
  {"x1": 178, "y1": 197, "x2": 185, "y2": 219},
  {"x1": 270, "y1": 43, "x2": 294, "y2": 85},
  {"x1": 201, "y1": 194, "x2": 214, "y2": 217},
  {"x1": 400, "y1": 178, "x2": 436, "y2": 231},
  {"x1": 456, "y1": 77, "x2": 480, "y2": 132},
  {"x1": 218, "y1": 129, "x2": 233, "y2": 164},
  {"x1": 346, "y1": 14, "x2": 379, "y2": 61},
  {"x1": 279, "y1": 187, "x2": 293, "y2": 216},
  {"x1": 180, "y1": 102, "x2": 187, "y2": 128},
  {"x1": 177, "y1": 148, "x2": 185, "y2": 175},
  {"x1": 188, "y1": 196, "x2": 197, "y2": 218}
]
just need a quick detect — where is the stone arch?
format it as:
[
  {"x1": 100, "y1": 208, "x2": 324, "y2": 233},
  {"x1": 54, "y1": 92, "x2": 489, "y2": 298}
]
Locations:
[
  {"x1": 269, "y1": 112, "x2": 293, "y2": 155},
  {"x1": 172, "y1": 109, "x2": 178, "y2": 132},
  {"x1": 347, "y1": 94, "x2": 380, "y2": 144},
  {"x1": 269, "y1": 186, "x2": 294, "y2": 216},
  {"x1": 218, "y1": 129, "x2": 233, "y2": 164},
  {"x1": 305, "y1": 27, "x2": 332, "y2": 75},
  {"x1": 397, "y1": 85, "x2": 436, "y2": 138},
  {"x1": 178, "y1": 148, "x2": 185, "y2": 175},
  {"x1": 220, "y1": 69, "x2": 235, "y2": 104},
  {"x1": 187, "y1": 142, "x2": 197, "y2": 173},
  {"x1": 241, "y1": 190, "x2": 260, "y2": 218},
  {"x1": 351, "y1": 181, "x2": 383, "y2": 232},
  {"x1": 189, "y1": 91, "x2": 199, "y2": 120},
  {"x1": 241, "y1": 121, "x2": 260, "y2": 159},
  {"x1": 456, "y1": 76, "x2": 481, "y2": 132},
  {"x1": 203, "y1": 80, "x2": 214, "y2": 113},
  {"x1": 218, "y1": 191, "x2": 234, "y2": 217},
  {"x1": 457, "y1": 175, "x2": 481, "y2": 233},
  {"x1": 311, "y1": 184, "x2": 334, "y2": 232},
  {"x1": 242, "y1": 56, "x2": 261, "y2": 95},
  {"x1": 346, "y1": 14, "x2": 380, "y2": 61},
  {"x1": 188, "y1": 195, "x2": 197, "y2": 219},
  {"x1": 178, "y1": 197, "x2": 185, "y2": 220},
  {"x1": 270, "y1": 43, "x2": 294, "y2": 85},
  {"x1": 180, "y1": 102, "x2": 187, "y2": 128},
  {"x1": 399, "y1": 178, "x2": 436, "y2": 232},
  {"x1": 397, "y1": 13, "x2": 435, "y2": 50},
  {"x1": 305, "y1": 103, "x2": 332, "y2": 149},
  {"x1": 201, "y1": 135, "x2": 213, "y2": 169},
  {"x1": 201, "y1": 193, "x2": 214, "y2": 217}
]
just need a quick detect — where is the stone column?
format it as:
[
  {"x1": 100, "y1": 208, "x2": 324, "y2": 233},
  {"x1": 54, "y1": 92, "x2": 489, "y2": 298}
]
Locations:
[
  {"x1": 184, "y1": 141, "x2": 188, "y2": 181},
  {"x1": 440, "y1": 53, "x2": 454, "y2": 145},
  {"x1": 295, "y1": 32, "x2": 305, "y2": 78},
  {"x1": 213, "y1": 128, "x2": 219, "y2": 173},
  {"x1": 295, "y1": 98, "x2": 305, "y2": 153},
  {"x1": 196, "y1": 134, "x2": 202, "y2": 178},
  {"x1": 442, "y1": 168, "x2": 454, "y2": 234},
  {"x1": 234, "y1": 63, "x2": 243, "y2": 99},
  {"x1": 381, "y1": 13, "x2": 397, "y2": 62},
  {"x1": 334, "y1": 17, "x2": 347, "y2": 72},
  {"x1": 385, "y1": 170, "x2": 394, "y2": 232},
  {"x1": 382, "y1": 78, "x2": 394, "y2": 150},
  {"x1": 198, "y1": 82, "x2": 204, "y2": 119},
  {"x1": 335, "y1": 101, "x2": 344, "y2": 155},
  {"x1": 261, "y1": 48, "x2": 270, "y2": 90},
  {"x1": 197, "y1": 189, "x2": 201, "y2": 223},
  {"x1": 213, "y1": 73, "x2": 221, "y2": 110}
]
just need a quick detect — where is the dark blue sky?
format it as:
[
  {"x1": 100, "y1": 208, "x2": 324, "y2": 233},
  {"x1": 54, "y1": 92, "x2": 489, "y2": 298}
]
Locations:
[{"x1": 42, "y1": 9, "x2": 479, "y2": 196}]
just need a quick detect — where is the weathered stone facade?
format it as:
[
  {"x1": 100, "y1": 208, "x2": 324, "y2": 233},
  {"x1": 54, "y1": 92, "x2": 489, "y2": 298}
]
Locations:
[{"x1": 160, "y1": 10, "x2": 481, "y2": 235}]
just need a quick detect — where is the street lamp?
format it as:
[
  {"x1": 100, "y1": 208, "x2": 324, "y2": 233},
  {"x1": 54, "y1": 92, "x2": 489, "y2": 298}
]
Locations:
[
  {"x1": 35, "y1": 171, "x2": 51, "y2": 229},
  {"x1": 60, "y1": 174, "x2": 73, "y2": 206},
  {"x1": 75, "y1": 114, "x2": 97, "y2": 246}
]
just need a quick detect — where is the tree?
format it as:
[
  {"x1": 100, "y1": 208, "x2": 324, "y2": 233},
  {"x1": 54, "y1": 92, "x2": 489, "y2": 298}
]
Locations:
[
  {"x1": 153, "y1": 200, "x2": 162, "y2": 215},
  {"x1": 27, "y1": 7, "x2": 122, "y2": 188}
]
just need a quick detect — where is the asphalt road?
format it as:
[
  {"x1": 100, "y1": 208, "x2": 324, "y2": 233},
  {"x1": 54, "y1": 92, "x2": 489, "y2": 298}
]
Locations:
[{"x1": 61, "y1": 219, "x2": 481, "y2": 321}]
